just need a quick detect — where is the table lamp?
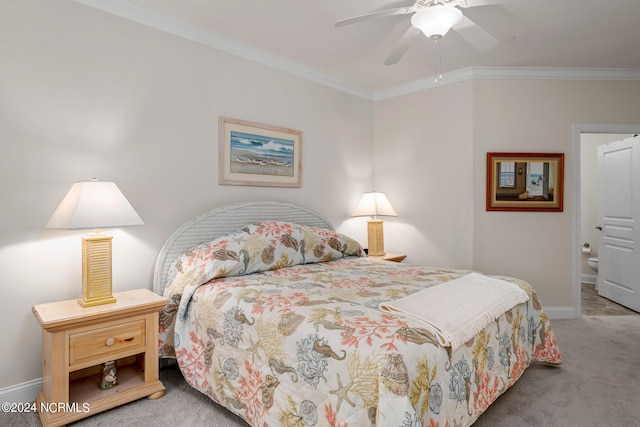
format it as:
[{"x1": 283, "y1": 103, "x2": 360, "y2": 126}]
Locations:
[
  {"x1": 46, "y1": 179, "x2": 144, "y2": 307},
  {"x1": 352, "y1": 192, "x2": 397, "y2": 256}
]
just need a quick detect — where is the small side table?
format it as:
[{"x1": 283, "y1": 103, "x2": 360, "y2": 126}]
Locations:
[
  {"x1": 368, "y1": 253, "x2": 407, "y2": 263},
  {"x1": 32, "y1": 288, "x2": 168, "y2": 427}
]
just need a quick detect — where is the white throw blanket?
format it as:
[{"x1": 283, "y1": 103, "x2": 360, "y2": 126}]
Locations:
[{"x1": 379, "y1": 272, "x2": 529, "y2": 350}]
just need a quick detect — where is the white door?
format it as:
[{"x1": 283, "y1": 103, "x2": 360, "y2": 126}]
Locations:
[{"x1": 596, "y1": 135, "x2": 640, "y2": 312}]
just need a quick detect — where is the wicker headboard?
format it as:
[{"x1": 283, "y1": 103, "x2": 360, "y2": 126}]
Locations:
[{"x1": 152, "y1": 201, "x2": 334, "y2": 295}]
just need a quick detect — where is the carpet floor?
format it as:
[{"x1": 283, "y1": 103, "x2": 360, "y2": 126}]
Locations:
[{"x1": 4, "y1": 291, "x2": 639, "y2": 426}]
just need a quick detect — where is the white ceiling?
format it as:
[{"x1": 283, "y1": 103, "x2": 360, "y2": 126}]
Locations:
[{"x1": 78, "y1": 0, "x2": 640, "y2": 94}]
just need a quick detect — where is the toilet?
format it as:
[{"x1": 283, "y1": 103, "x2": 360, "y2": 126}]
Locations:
[{"x1": 587, "y1": 257, "x2": 598, "y2": 272}]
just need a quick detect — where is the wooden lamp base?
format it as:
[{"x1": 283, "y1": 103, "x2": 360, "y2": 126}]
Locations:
[
  {"x1": 367, "y1": 219, "x2": 386, "y2": 257},
  {"x1": 79, "y1": 233, "x2": 117, "y2": 307}
]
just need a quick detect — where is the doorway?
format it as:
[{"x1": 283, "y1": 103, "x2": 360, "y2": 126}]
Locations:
[{"x1": 573, "y1": 124, "x2": 640, "y2": 317}]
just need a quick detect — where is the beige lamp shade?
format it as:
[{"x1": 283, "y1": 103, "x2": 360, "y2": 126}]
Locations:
[
  {"x1": 352, "y1": 192, "x2": 397, "y2": 257},
  {"x1": 352, "y1": 192, "x2": 397, "y2": 218},
  {"x1": 46, "y1": 179, "x2": 144, "y2": 230},
  {"x1": 46, "y1": 179, "x2": 144, "y2": 307}
]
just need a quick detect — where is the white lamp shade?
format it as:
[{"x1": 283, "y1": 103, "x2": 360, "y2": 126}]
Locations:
[
  {"x1": 46, "y1": 179, "x2": 144, "y2": 230},
  {"x1": 352, "y1": 192, "x2": 397, "y2": 218},
  {"x1": 411, "y1": 5, "x2": 462, "y2": 38}
]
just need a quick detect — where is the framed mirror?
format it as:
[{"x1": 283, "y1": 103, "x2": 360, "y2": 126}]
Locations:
[{"x1": 486, "y1": 152, "x2": 564, "y2": 212}]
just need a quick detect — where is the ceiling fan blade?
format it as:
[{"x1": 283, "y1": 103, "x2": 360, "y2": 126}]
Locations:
[
  {"x1": 384, "y1": 26, "x2": 421, "y2": 65},
  {"x1": 457, "y1": 0, "x2": 520, "y2": 7},
  {"x1": 335, "y1": 7, "x2": 413, "y2": 27},
  {"x1": 452, "y1": 15, "x2": 498, "y2": 51}
]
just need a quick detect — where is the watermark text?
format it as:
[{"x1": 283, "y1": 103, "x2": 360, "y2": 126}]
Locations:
[{"x1": 2, "y1": 401, "x2": 90, "y2": 413}]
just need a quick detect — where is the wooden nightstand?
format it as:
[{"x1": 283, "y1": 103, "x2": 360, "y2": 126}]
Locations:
[
  {"x1": 368, "y1": 253, "x2": 407, "y2": 262},
  {"x1": 32, "y1": 288, "x2": 168, "y2": 427}
]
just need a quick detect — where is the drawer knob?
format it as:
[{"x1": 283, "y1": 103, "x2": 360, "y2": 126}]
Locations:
[{"x1": 105, "y1": 338, "x2": 116, "y2": 347}]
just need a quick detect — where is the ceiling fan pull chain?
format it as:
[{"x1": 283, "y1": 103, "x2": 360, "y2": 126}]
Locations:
[
  {"x1": 438, "y1": 37, "x2": 443, "y2": 80},
  {"x1": 434, "y1": 37, "x2": 442, "y2": 83}
]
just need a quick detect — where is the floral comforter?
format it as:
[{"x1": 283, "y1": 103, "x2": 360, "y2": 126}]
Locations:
[{"x1": 158, "y1": 222, "x2": 562, "y2": 427}]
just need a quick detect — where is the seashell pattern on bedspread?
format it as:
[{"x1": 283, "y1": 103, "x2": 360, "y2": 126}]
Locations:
[{"x1": 158, "y1": 222, "x2": 562, "y2": 427}]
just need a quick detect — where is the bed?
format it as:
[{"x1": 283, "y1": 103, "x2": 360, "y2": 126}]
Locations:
[{"x1": 153, "y1": 201, "x2": 562, "y2": 427}]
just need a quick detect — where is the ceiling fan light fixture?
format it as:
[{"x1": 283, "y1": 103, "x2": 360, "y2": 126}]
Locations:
[{"x1": 411, "y1": 5, "x2": 463, "y2": 38}]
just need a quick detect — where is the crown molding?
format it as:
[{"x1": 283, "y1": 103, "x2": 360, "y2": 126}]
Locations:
[
  {"x1": 74, "y1": 1, "x2": 640, "y2": 103},
  {"x1": 375, "y1": 66, "x2": 640, "y2": 100},
  {"x1": 470, "y1": 66, "x2": 640, "y2": 81}
]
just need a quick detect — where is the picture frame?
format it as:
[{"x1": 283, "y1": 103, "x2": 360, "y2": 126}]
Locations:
[
  {"x1": 486, "y1": 152, "x2": 564, "y2": 212},
  {"x1": 218, "y1": 117, "x2": 302, "y2": 187}
]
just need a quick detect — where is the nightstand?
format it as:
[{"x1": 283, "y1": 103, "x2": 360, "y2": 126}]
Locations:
[
  {"x1": 32, "y1": 288, "x2": 168, "y2": 427},
  {"x1": 368, "y1": 253, "x2": 407, "y2": 262}
]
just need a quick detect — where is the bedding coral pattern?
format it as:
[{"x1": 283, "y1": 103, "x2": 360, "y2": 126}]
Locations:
[{"x1": 158, "y1": 221, "x2": 561, "y2": 427}]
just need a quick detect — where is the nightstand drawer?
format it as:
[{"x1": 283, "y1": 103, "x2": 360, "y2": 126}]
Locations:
[{"x1": 69, "y1": 319, "x2": 146, "y2": 366}]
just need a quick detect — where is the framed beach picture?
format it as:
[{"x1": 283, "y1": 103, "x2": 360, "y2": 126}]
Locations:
[
  {"x1": 486, "y1": 152, "x2": 564, "y2": 212},
  {"x1": 218, "y1": 117, "x2": 302, "y2": 187}
]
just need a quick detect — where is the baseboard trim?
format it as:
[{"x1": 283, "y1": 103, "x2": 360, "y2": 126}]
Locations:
[
  {"x1": 0, "y1": 378, "x2": 41, "y2": 403},
  {"x1": 581, "y1": 274, "x2": 597, "y2": 285},
  {"x1": 543, "y1": 306, "x2": 578, "y2": 319}
]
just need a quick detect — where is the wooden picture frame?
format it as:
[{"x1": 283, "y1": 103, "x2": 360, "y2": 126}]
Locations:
[
  {"x1": 218, "y1": 117, "x2": 302, "y2": 187},
  {"x1": 486, "y1": 152, "x2": 564, "y2": 212}
]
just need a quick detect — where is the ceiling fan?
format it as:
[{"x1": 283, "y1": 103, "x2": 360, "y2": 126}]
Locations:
[{"x1": 336, "y1": 0, "x2": 514, "y2": 65}]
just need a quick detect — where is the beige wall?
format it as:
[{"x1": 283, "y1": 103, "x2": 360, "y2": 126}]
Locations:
[
  {"x1": 374, "y1": 79, "x2": 640, "y2": 315},
  {"x1": 4, "y1": 0, "x2": 640, "y2": 398},
  {"x1": 472, "y1": 80, "x2": 640, "y2": 310},
  {"x1": 0, "y1": 0, "x2": 373, "y2": 389},
  {"x1": 374, "y1": 81, "x2": 475, "y2": 269}
]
